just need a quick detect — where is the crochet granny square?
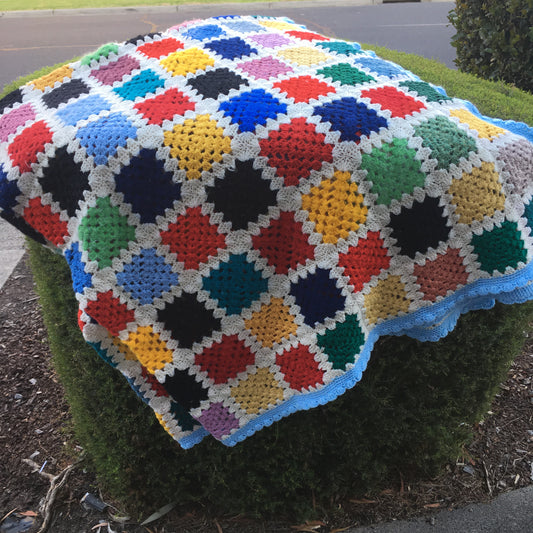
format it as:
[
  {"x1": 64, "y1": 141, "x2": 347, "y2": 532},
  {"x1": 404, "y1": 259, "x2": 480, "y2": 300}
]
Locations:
[{"x1": 1, "y1": 15, "x2": 532, "y2": 448}]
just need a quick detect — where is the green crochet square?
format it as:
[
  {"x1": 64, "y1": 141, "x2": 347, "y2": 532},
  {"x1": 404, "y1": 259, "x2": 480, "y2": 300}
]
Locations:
[
  {"x1": 317, "y1": 63, "x2": 375, "y2": 86},
  {"x1": 400, "y1": 81, "x2": 452, "y2": 103},
  {"x1": 361, "y1": 138, "x2": 426, "y2": 205},
  {"x1": 81, "y1": 44, "x2": 119, "y2": 66},
  {"x1": 78, "y1": 196, "x2": 136, "y2": 269},
  {"x1": 471, "y1": 220, "x2": 528, "y2": 274},
  {"x1": 414, "y1": 116, "x2": 477, "y2": 170},
  {"x1": 317, "y1": 314, "x2": 365, "y2": 370}
]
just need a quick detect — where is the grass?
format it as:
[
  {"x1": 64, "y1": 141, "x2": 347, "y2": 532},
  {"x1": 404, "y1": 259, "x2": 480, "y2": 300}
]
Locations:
[{"x1": 0, "y1": 0, "x2": 296, "y2": 11}]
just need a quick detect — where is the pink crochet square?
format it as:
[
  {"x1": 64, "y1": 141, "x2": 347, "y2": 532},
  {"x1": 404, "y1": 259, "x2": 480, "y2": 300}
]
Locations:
[
  {"x1": 0, "y1": 104, "x2": 36, "y2": 143},
  {"x1": 237, "y1": 57, "x2": 292, "y2": 80}
]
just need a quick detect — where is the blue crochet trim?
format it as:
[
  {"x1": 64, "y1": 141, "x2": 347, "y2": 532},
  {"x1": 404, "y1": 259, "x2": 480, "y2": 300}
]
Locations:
[{"x1": 221, "y1": 261, "x2": 533, "y2": 446}]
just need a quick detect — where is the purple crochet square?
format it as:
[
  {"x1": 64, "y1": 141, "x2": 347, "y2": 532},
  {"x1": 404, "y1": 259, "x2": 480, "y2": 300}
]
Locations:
[
  {"x1": 250, "y1": 33, "x2": 292, "y2": 48},
  {"x1": 237, "y1": 57, "x2": 293, "y2": 80},
  {"x1": 197, "y1": 402, "x2": 239, "y2": 439},
  {"x1": 91, "y1": 55, "x2": 141, "y2": 86}
]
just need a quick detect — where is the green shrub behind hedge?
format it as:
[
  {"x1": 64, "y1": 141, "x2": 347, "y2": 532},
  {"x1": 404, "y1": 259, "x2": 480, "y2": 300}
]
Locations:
[{"x1": 449, "y1": 0, "x2": 533, "y2": 92}]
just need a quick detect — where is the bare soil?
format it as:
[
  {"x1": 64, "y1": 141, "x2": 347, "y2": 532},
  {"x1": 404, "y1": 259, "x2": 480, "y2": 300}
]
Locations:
[{"x1": 1, "y1": 254, "x2": 532, "y2": 533}]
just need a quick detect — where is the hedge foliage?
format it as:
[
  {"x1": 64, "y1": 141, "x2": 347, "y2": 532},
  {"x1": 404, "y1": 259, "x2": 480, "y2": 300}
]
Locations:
[
  {"x1": 448, "y1": 0, "x2": 533, "y2": 93},
  {"x1": 12, "y1": 49, "x2": 533, "y2": 520}
]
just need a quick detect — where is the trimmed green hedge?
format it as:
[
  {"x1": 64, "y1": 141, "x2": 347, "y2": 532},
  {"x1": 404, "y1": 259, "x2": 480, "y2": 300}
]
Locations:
[
  {"x1": 448, "y1": 0, "x2": 533, "y2": 93},
  {"x1": 8, "y1": 49, "x2": 532, "y2": 520}
]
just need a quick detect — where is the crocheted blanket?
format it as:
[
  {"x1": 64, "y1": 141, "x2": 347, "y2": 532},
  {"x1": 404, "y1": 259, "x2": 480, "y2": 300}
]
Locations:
[{"x1": 1, "y1": 16, "x2": 533, "y2": 449}]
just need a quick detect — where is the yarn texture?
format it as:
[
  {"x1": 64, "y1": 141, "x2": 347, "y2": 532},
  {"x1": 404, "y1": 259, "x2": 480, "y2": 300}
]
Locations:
[{"x1": 1, "y1": 16, "x2": 533, "y2": 449}]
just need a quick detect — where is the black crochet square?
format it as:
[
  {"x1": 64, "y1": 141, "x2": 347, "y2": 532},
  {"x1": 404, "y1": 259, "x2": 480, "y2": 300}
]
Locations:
[
  {"x1": 206, "y1": 159, "x2": 277, "y2": 230},
  {"x1": 187, "y1": 68, "x2": 248, "y2": 99},
  {"x1": 42, "y1": 79, "x2": 90, "y2": 109},
  {"x1": 40, "y1": 146, "x2": 90, "y2": 217},
  {"x1": 125, "y1": 32, "x2": 161, "y2": 45},
  {"x1": 0, "y1": 88, "x2": 23, "y2": 115},
  {"x1": 388, "y1": 196, "x2": 451, "y2": 259},
  {"x1": 157, "y1": 292, "x2": 221, "y2": 349},
  {"x1": 163, "y1": 369, "x2": 209, "y2": 411}
]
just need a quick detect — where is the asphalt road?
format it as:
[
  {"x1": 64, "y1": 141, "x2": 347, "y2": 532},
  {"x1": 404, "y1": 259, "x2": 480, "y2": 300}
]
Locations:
[{"x1": 0, "y1": 1, "x2": 456, "y2": 91}]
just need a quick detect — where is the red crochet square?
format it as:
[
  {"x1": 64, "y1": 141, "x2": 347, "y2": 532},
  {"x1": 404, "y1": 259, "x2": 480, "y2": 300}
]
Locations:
[
  {"x1": 195, "y1": 334, "x2": 255, "y2": 385},
  {"x1": 259, "y1": 117, "x2": 333, "y2": 186},
  {"x1": 413, "y1": 248, "x2": 469, "y2": 302},
  {"x1": 137, "y1": 38, "x2": 184, "y2": 58},
  {"x1": 23, "y1": 197, "x2": 68, "y2": 246},
  {"x1": 338, "y1": 231, "x2": 391, "y2": 293},
  {"x1": 134, "y1": 88, "x2": 196, "y2": 125},
  {"x1": 85, "y1": 291, "x2": 135, "y2": 336},
  {"x1": 8, "y1": 120, "x2": 53, "y2": 173},
  {"x1": 252, "y1": 211, "x2": 315, "y2": 275},
  {"x1": 361, "y1": 86, "x2": 426, "y2": 118},
  {"x1": 286, "y1": 30, "x2": 329, "y2": 42},
  {"x1": 160, "y1": 206, "x2": 226, "y2": 269},
  {"x1": 273, "y1": 75, "x2": 335, "y2": 103},
  {"x1": 276, "y1": 344, "x2": 325, "y2": 392}
]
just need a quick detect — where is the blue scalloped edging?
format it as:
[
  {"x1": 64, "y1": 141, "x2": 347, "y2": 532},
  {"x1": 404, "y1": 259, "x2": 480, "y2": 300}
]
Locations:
[{"x1": 220, "y1": 261, "x2": 533, "y2": 447}]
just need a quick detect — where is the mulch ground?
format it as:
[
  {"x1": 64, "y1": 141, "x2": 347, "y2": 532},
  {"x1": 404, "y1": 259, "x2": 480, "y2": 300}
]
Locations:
[{"x1": 1, "y1": 253, "x2": 532, "y2": 533}]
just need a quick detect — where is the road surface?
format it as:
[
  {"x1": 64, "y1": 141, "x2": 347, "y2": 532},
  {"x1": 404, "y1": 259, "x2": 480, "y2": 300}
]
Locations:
[{"x1": 0, "y1": 1, "x2": 456, "y2": 91}]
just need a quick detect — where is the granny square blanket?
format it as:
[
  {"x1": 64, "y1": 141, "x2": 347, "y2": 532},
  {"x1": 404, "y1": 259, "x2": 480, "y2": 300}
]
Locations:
[{"x1": 1, "y1": 16, "x2": 533, "y2": 449}]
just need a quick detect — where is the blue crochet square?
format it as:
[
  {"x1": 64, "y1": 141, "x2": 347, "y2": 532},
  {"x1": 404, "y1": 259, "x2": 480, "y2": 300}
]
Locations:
[
  {"x1": 76, "y1": 112, "x2": 137, "y2": 165},
  {"x1": 223, "y1": 21, "x2": 265, "y2": 33},
  {"x1": 205, "y1": 37, "x2": 257, "y2": 60},
  {"x1": 113, "y1": 69, "x2": 166, "y2": 101},
  {"x1": 65, "y1": 242, "x2": 93, "y2": 293},
  {"x1": 55, "y1": 94, "x2": 111, "y2": 126},
  {"x1": 290, "y1": 268, "x2": 346, "y2": 326},
  {"x1": 0, "y1": 164, "x2": 19, "y2": 213},
  {"x1": 185, "y1": 24, "x2": 226, "y2": 41},
  {"x1": 219, "y1": 88, "x2": 287, "y2": 133},
  {"x1": 114, "y1": 148, "x2": 181, "y2": 224},
  {"x1": 117, "y1": 248, "x2": 179, "y2": 305},
  {"x1": 355, "y1": 56, "x2": 408, "y2": 78},
  {"x1": 313, "y1": 97, "x2": 388, "y2": 142}
]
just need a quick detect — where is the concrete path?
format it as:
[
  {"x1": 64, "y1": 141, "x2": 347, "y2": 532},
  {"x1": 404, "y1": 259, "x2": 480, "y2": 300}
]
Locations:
[
  {"x1": 348, "y1": 485, "x2": 533, "y2": 532},
  {"x1": 0, "y1": 218, "x2": 25, "y2": 291}
]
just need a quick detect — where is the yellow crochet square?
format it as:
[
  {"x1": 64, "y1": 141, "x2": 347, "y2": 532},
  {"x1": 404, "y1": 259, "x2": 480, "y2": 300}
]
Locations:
[
  {"x1": 448, "y1": 162, "x2": 505, "y2": 225},
  {"x1": 449, "y1": 109, "x2": 506, "y2": 140},
  {"x1": 301, "y1": 171, "x2": 368, "y2": 244},
  {"x1": 277, "y1": 47, "x2": 332, "y2": 66},
  {"x1": 258, "y1": 20, "x2": 301, "y2": 31},
  {"x1": 112, "y1": 337, "x2": 137, "y2": 361},
  {"x1": 245, "y1": 297, "x2": 298, "y2": 348},
  {"x1": 122, "y1": 325, "x2": 174, "y2": 373},
  {"x1": 231, "y1": 368, "x2": 284, "y2": 414},
  {"x1": 28, "y1": 65, "x2": 74, "y2": 91},
  {"x1": 364, "y1": 275, "x2": 411, "y2": 324},
  {"x1": 163, "y1": 114, "x2": 232, "y2": 180},
  {"x1": 160, "y1": 47, "x2": 215, "y2": 77}
]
